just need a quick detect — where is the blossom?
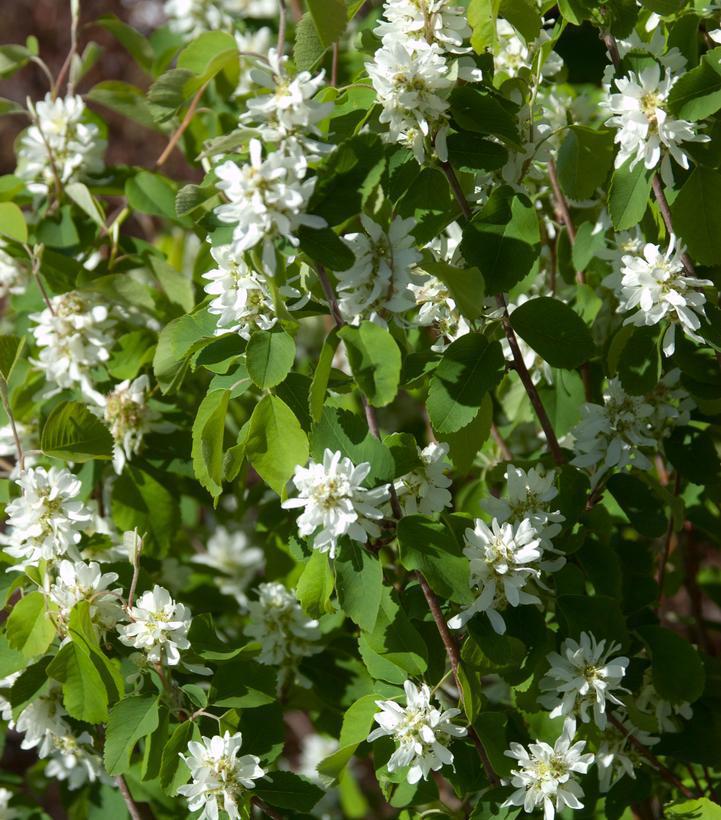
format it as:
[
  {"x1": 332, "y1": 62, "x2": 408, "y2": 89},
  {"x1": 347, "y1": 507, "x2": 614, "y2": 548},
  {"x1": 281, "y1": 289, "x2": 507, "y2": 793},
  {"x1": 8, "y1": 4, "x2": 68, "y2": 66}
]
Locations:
[
  {"x1": 409, "y1": 273, "x2": 470, "y2": 351},
  {"x1": 646, "y1": 368, "x2": 694, "y2": 438},
  {"x1": 448, "y1": 518, "x2": 543, "y2": 634},
  {"x1": 502, "y1": 718, "x2": 594, "y2": 820},
  {"x1": 606, "y1": 63, "x2": 709, "y2": 182},
  {"x1": 0, "y1": 240, "x2": 25, "y2": 299},
  {"x1": 3, "y1": 466, "x2": 93, "y2": 569},
  {"x1": 47, "y1": 559, "x2": 123, "y2": 630},
  {"x1": 375, "y1": 0, "x2": 472, "y2": 56},
  {"x1": 615, "y1": 238, "x2": 712, "y2": 356},
  {"x1": 0, "y1": 672, "x2": 20, "y2": 723},
  {"x1": 0, "y1": 787, "x2": 18, "y2": 819},
  {"x1": 178, "y1": 731, "x2": 265, "y2": 820},
  {"x1": 635, "y1": 669, "x2": 693, "y2": 733},
  {"x1": 44, "y1": 732, "x2": 111, "y2": 791},
  {"x1": 242, "y1": 48, "x2": 333, "y2": 157},
  {"x1": 15, "y1": 688, "x2": 71, "y2": 758},
  {"x1": 17, "y1": 94, "x2": 105, "y2": 196},
  {"x1": 571, "y1": 378, "x2": 656, "y2": 481},
  {"x1": 336, "y1": 215, "x2": 422, "y2": 324},
  {"x1": 296, "y1": 734, "x2": 339, "y2": 787},
  {"x1": 164, "y1": 0, "x2": 275, "y2": 37},
  {"x1": 539, "y1": 632, "x2": 629, "y2": 729},
  {"x1": 214, "y1": 139, "x2": 326, "y2": 262},
  {"x1": 394, "y1": 441, "x2": 453, "y2": 516},
  {"x1": 102, "y1": 375, "x2": 161, "y2": 474},
  {"x1": 367, "y1": 680, "x2": 467, "y2": 784},
  {"x1": 366, "y1": 40, "x2": 453, "y2": 162},
  {"x1": 117, "y1": 585, "x2": 191, "y2": 666},
  {"x1": 493, "y1": 19, "x2": 563, "y2": 79},
  {"x1": 596, "y1": 715, "x2": 658, "y2": 793},
  {"x1": 243, "y1": 582, "x2": 321, "y2": 666},
  {"x1": 203, "y1": 244, "x2": 277, "y2": 337},
  {"x1": 234, "y1": 28, "x2": 273, "y2": 96},
  {"x1": 30, "y1": 290, "x2": 115, "y2": 402},
  {"x1": 283, "y1": 449, "x2": 390, "y2": 558},
  {"x1": 191, "y1": 525, "x2": 265, "y2": 606}
]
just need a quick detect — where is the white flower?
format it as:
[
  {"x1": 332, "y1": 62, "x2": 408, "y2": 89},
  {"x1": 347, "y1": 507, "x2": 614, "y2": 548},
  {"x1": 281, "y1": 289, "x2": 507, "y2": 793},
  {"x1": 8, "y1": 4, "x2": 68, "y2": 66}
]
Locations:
[
  {"x1": 45, "y1": 732, "x2": 111, "y2": 791},
  {"x1": 375, "y1": 0, "x2": 472, "y2": 55},
  {"x1": 0, "y1": 241, "x2": 25, "y2": 299},
  {"x1": 409, "y1": 274, "x2": 470, "y2": 351},
  {"x1": 606, "y1": 63, "x2": 709, "y2": 182},
  {"x1": 615, "y1": 28, "x2": 686, "y2": 74},
  {"x1": 615, "y1": 238, "x2": 712, "y2": 356},
  {"x1": 283, "y1": 449, "x2": 390, "y2": 558},
  {"x1": 448, "y1": 518, "x2": 543, "y2": 634},
  {"x1": 502, "y1": 297, "x2": 554, "y2": 385},
  {"x1": 191, "y1": 525, "x2": 265, "y2": 607},
  {"x1": 0, "y1": 786, "x2": 18, "y2": 819},
  {"x1": 482, "y1": 464, "x2": 565, "y2": 547},
  {"x1": 178, "y1": 731, "x2": 265, "y2": 820},
  {"x1": 540, "y1": 632, "x2": 629, "y2": 729},
  {"x1": 242, "y1": 48, "x2": 333, "y2": 158},
  {"x1": 15, "y1": 688, "x2": 70, "y2": 758},
  {"x1": 502, "y1": 718, "x2": 594, "y2": 820},
  {"x1": 30, "y1": 290, "x2": 115, "y2": 402},
  {"x1": 164, "y1": 0, "x2": 275, "y2": 37},
  {"x1": 0, "y1": 672, "x2": 20, "y2": 723},
  {"x1": 3, "y1": 466, "x2": 93, "y2": 569},
  {"x1": 635, "y1": 669, "x2": 693, "y2": 733},
  {"x1": 336, "y1": 215, "x2": 422, "y2": 324},
  {"x1": 571, "y1": 378, "x2": 656, "y2": 482},
  {"x1": 367, "y1": 680, "x2": 467, "y2": 784},
  {"x1": 117, "y1": 585, "x2": 191, "y2": 666},
  {"x1": 234, "y1": 28, "x2": 273, "y2": 96},
  {"x1": 244, "y1": 582, "x2": 321, "y2": 666},
  {"x1": 596, "y1": 715, "x2": 658, "y2": 793},
  {"x1": 0, "y1": 420, "x2": 37, "y2": 478},
  {"x1": 102, "y1": 375, "x2": 161, "y2": 474},
  {"x1": 493, "y1": 19, "x2": 563, "y2": 79},
  {"x1": 203, "y1": 244, "x2": 277, "y2": 338},
  {"x1": 296, "y1": 734, "x2": 339, "y2": 786},
  {"x1": 395, "y1": 441, "x2": 452, "y2": 516},
  {"x1": 17, "y1": 94, "x2": 105, "y2": 197},
  {"x1": 47, "y1": 559, "x2": 123, "y2": 630},
  {"x1": 214, "y1": 139, "x2": 326, "y2": 262},
  {"x1": 367, "y1": 40, "x2": 453, "y2": 162},
  {"x1": 646, "y1": 368, "x2": 694, "y2": 438}
]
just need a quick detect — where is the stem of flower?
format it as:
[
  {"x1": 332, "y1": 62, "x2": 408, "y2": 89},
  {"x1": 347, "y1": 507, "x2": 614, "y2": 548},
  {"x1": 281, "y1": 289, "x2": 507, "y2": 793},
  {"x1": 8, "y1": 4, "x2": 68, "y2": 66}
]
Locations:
[
  {"x1": 127, "y1": 530, "x2": 144, "y2": 611},
  {"x1": 24, "y1": 244, "x2": 55, "y2": 316},
  {"x1": 156, "y1": 82, "x2": 209, "y2": 167},
  {"x1": 115, "y1": 775, "x2": 151, "y2": 820},
  {"x1": 491, "y1": 423, "x2": 512, "y2": 462},
  {"x1": 331, "y1": 43, "x2": 339, "y2": 87},
  {"x1": 608, "y1": 714, "x2": 697, "y2": 799},
  {"x1": 252, "y1": 796, "x2": 284, "y2": 819},
  {"x1": 547, "y1": 159, "x2": 583, "y2": 280},
  {"x1": 0, "y1": 380, "x2": 24, "y2": 473},
  {"x1": 439, "y1": 161, "x2": 566, "y2": 466}
]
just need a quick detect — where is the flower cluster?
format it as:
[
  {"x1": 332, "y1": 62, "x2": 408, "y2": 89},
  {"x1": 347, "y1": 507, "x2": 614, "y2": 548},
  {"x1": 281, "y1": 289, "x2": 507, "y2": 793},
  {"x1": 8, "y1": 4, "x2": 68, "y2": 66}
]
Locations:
[
  {"x1": 394, "y1": 441, "x2": 453, "y2": 516},
  {"x1": 101, "y1": 374, "x2": 161, "y2": 474},
  {"x1": 117, "y1": 585, "x2": 192, "y2": 666},
  {"x1": 192, "y1": 525, "x2": 265, "y2": 607}
]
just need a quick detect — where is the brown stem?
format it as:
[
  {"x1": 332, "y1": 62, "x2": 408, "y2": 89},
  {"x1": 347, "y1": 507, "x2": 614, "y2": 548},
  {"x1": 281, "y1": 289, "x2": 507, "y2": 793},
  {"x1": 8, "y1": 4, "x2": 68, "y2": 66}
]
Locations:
[
  {"x1": 115, "y1": 776, "x2": 150, "y2": 820},
  {"x1": 0, "y1": 381, "x2": 24, "y2": 473},
  {"x1": 157, "y1": 82, "x2": 209, "y2": 167},
  {"x1": 491, "y1": 423, "x2": 512, "y2": 461},
  {"x1": 651, "y1": 174, "x2": 696, "y2": 276},
  {"x1": 331, "y1": 43, "x2": 339, "y2": 87},
  {"x1": 656, "y1": 471, "x2": 681, "y2": 606},
  {"x1": 440, "y1": 161, "x2": 473, "y2": 220},
  {"x1": 414, "y1": 571, "x2": 499, "y2": 787},
  {"x1": 548, "y1": 159, "x2": 585, "y2": 284},
  {"x1": 277, "y1": 0, "x2": 287, "y2": 56},
  {"x1": 316, "y1": 264, "x2": 345, "y2": 327},
  {"x1": 608, "y1": 714, "x2": 697, "y2": 799},
  {"x1": 252, "y1": 796, "x2": 284, "y2": 819}
]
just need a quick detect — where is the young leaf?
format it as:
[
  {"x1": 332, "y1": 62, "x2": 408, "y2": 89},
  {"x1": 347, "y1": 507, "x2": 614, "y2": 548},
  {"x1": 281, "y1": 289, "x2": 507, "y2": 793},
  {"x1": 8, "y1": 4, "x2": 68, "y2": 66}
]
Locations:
[
  {"x1": 46, "y1": 642, "x2": 109, "y2": 723},
  {"x1": 246, "y1": 329, "x2": 296, "y2": 389},
  {"x1": 306, "y1": 0, "x2": 346, "y2": 47},
  {"x1": 296, "y1": 549, "x2": 335, "y2": 619},
  {"x1": 6, "y1": 592, "x2": 56, "y2": 659},
  {"x1": 670, "y1": 167, "x2": 721, "y2": 265},
  {"x1": 0, "y1": 334, "x2": 24, "y2": 382},
  {"x1": 335, "y1": 542, "x2": 383, "y2": 632},
  {"x1": 608, "y1": 158, "x2": 653, "y2": 231},
  {"x1": 0, "y1": 202, "x2": 27, "y2": 244}
]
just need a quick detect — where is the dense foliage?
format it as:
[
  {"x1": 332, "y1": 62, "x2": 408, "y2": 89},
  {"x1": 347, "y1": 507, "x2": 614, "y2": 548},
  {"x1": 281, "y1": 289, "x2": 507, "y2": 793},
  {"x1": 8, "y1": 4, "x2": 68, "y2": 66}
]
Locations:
[{"x1": 0, "y1": 0, "x2": 721, "y2": 818}]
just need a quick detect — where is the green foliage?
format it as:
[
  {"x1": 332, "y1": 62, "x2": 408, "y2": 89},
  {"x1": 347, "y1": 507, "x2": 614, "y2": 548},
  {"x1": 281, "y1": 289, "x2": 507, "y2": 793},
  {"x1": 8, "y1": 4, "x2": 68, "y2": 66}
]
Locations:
[
  {"x1": 509, "y1": 297, "x2": 595, "y2": 369},
  {"x1": 338, "y1": 322, "x2": 402, "y2": 408},
  {"x1": 40, "y1": 400, "x2": 114, "y2": 462}
]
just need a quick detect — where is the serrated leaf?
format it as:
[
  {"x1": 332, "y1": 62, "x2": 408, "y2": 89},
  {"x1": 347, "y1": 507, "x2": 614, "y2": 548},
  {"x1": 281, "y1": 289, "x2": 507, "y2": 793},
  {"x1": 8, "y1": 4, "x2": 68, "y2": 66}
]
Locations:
[
  {"x1": 40, "y1": 400, "x2": 113, "y2": 462},
  {"x1": 6, "y1": 592, "x2": 56, "y2": 659},
  {"x1": 104, "y1": 695, "x2": 160, "y2": 775}
]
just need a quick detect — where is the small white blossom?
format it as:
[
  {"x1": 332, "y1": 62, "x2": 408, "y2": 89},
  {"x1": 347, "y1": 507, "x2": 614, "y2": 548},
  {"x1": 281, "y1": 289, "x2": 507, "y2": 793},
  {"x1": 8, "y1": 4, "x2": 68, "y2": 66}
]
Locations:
[
  {"x1": 646, "y1": 368, "x2": 694, "y2": 438},
  {"x1": 367, "y1": 680, "x2": 467, "y2": 784},
  {"x1": 283, "y1": 449, "x2": 390, "y2": 558},
  {"x1": 214, "y1": 139, "x2": 326, "y2": 264},
  {"x1": 44, "y1": 732, "x2": 111, "y2": 791},
  {"x1": 367, "y1": 40, "x2": 453, "y2": 163},
  {"x1": 17, "y1": 94, "x2": 105, "y2": 197},
  {"x1": 493, "y1": 19, "x2": 563, "y2": 79},
  {"x1": 296, "y1": 734, "x2": 339, "y2": 786},
  {"x1": 571, "y1": 378, "x2": 656, "y2": 482},
  {"x1": 0, "y1": 241, "x2": 25, "y2": 299},
  {"x1": 540, "y1": 632, "x2": 629, "y2": 729},
  {"x1": 409, "y1": 273, "x2": 470, "y2": 351},
  {"x1": 375, "y1": 0, "x2": 471, "y2": 54},
  {"x1": 117, "y1": 585, "x2": 191, "y2": 666},
  {"x1": 47, "y1": 559, "x2": 123, "y2": 630},
  {"x1": 635, "y1": 669, "x2": 693, "y2": 733},
  {"x1": 243, "y1": 582, "x2": 321, "y2": 666},
  {"x1": 615, "y1": 239, "x2": 712, "y2": 356},
  {"x1": 178, "y1": 731, "x2": 265, "y2": 820},
  {"x1": 596, "y1": 715, "x2": 658, "y2": 793},
  {"x1": 606, "y1": 64, "x2": 709, "y2": 183},
  {"x1": 192, "y1": 525, "x2": 265, "y2": 607},
  {"x1": 502, "y1": 718, "x2": 594, "y2": 820},
  {"x1": 30, "y1": 290, "x2": 115, "y2": 402},
  {"x1": 102, "y1": 375, "x2": 161, "y2": 474},
  {"x1": 448, "y1": 518, "x2": 543, "y2": 634},
  {"x1": 0, "y1": 787, "x2": 18, "y2": 819},
  {"x1": 164, "y1": 0, "x2": 275, "y2": 37},
  {"x1": 234, "y1": 28, "x2": 273, "y2": 96},
  {"x1": 395, "y1": 441, "x2": 452, "y2": 516},
  {"x1": 3, "y1": 466, "x2": 93, "y2": 569},
  {"x1": 0, "y1": 672, "x2": 20, "y2": 723},
  {"x1": 336, "y1": 215, "x2": 422, "y2": 324},
  {"x1": 15, "y1": 688, "x2": 71, "y2": 758}
]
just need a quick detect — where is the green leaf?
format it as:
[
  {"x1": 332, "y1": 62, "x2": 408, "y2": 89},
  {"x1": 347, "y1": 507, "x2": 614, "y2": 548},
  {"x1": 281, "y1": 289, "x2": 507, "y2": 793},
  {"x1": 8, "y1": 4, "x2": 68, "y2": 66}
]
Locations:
[
  {"x1": 460, "y1": 190, "x2": 540, "y2": 292},
  {"x1": 65, "y1": 182, "x2": 105, "y2": 226},
  {"x1": 125, "y1": 171, "x2": 178, "y2": 221},
  {"x1": 6, "y1": 592, "x2": 56, "y2": 659},
  {"x1": 148, "y1": 256, "x2": 195, "y2": 313},
  {"x1": 608, "y1": 158, "x2": 653, "y2": 231},
  {"x1": 509, "y1": 297, "x2": 594, "y2": 369},
  {"x1": 449, "y1": 87, "x2": 520, "y2": 146},
  {"x1": 317, "y1": 693, "x2": 381, "y2": 778},
  {"x1": 40, "y1": 400, "x2": 113, "y2": 462},
  {"x1": 211, "y1": 658, "x2": 277, "y2": 707},
  {"x1": 309, "y1": 329, "x2": 340, "y2": 423},
  {"x1": 192, "y1": 388, "x2": 230, "y2": 503},
  {"x1": 556, "y1": 127, "x2": 615, "y2": 200},
  {"x1": 668, "y1": 49, "x2": 721, "y2": 121},
  {"x1": 142, "y1": 705, "x2": 169, "y2": 781},
  {"x1": 666, "y1": 798, "x2": 721, "y2": 820},
  {"x1": 296, "y1": 550, "x2": 335, "y2": 619},
  {"x1": 397, "y1": 516, "x2": 472, "y2": 604},
  {"x1": 419, "y1": 259, "x2": 486, "y2": 320},
  {"x1": 294, "y1": 12, "x2": 326, "y2": 72},
  {"x1": 0, "y1": 44, "x2": 31, "y2": 78},
  {"x1": 246, "y1": 329, "x2": 296, "y2": 389},
  {"x1": 254, "y1": 771, "x2": 323, "y2": 812},
  {"x1": 335, "y1": 542, "x2": 383, "y2": 632},
  {"x1": 468, "y1": 0, "x2": 501, "y2": 52},
  {"x1": 47, "y1": 642, "x2": 109, "y2": 723},
  {"x1": 446, "y1": 133, "x2": 508, "y2": 173},
  {"x1": 670, "y1": 167, "x2": 721, "y2": 265},
  {"x1": 439, "y1": 394, "x2": 492, "y2": 473},
  {"x1": 160, "y1": 720, "x2": 200, "y2": 794},
  {"x1": 297, "y1": 226, "x2": 354, "y2": 270},
  {"x1": 557, "y1": 594, "x2": 630, "y2": 649},
  {"x1": 637, "y1": 625, "x2": 705, "y2": 705},
  {"x1": 306, "y1": 0, "x2": 346, "y2": 46},
  {"x1": 67, "y1": 602, "x2": 123, "y2": 705},
  {"x1": 617, "y1": 325, "x2": 661, "y2": 394},
  {"x1": 88, "y1": 80, "x2": 160, "y2": 130},
  {"x1": 104, "y1": 696, "x2": 160, "y2": 776},
  {"x1": 177, "y1": 31, "x2": 237, "y2": 82},
  {"x1": 153, "y1": 308, "x2": 217, "y2": 393},
  {"x1": 338, "y1": 322, "x2": 401, "y2": 408},
  {"x1": 665, "y1": 426, "x2": 721, "y2": 485},
  {"x1": 0, "y1": 202, "x2": 27, "y2": 243},
  {"x1": 96, "y1": 15, "x2": 154, "y2": 73},
  {"x1": 500, "y1": 0, "x2": 542, "y2": 42},
  {"x1": 607, "y1": 473, "x2": 667, "y2": 537},
  {"x1": 245, "y1": 395, "x2": 309, "y2": 496},
  {"x1": 427, "y1": 334, "x2": 505, "y2": 434},
  {"x1": 0, "y1": 334, "x2": 24, "y2": 382}
]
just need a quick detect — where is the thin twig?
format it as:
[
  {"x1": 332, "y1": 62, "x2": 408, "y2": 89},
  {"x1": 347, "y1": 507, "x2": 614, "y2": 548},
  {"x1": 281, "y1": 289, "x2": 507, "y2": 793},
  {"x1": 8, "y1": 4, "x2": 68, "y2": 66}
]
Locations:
[
  {"x1": 0, "y1": 381, "x2": 24, "y2": 473},
  {"x1": 127, "y1": 530, "x2": 144, "y2": 610},
  {"x1": 157, "y1": 82, "x2": 209, "y2": 167},
  {"x1": 657, "y1": 472, "x2": 681, "y2": 606},
  {"x1": 491, "y1": 423, "x2": 512, "y2": 461},
  {"x1": 608, "y1": 714, "x2": 697, "y2": 799},
  {"x1": 548, "y1": 159, "x2": 585, "y2": 284},
  {"x1": 115, "y1": 776, "x2": 148, "y2": 820},
  {"x1": 24, "y1": 245, "x2": 55, "y2": 315},
  {"x1": 252, "y1": 796, "x2": 284, "y2": 820},
  {"x1": 277, "y1": 0, "x2": 287, "y2": 56},
  {"x1": 439, "y1": 161, "x2": 565, "y2": 465},
  {"x1": 331, "y1": 43, "x2": 339, "y2": 87}
]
